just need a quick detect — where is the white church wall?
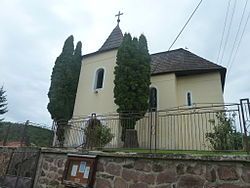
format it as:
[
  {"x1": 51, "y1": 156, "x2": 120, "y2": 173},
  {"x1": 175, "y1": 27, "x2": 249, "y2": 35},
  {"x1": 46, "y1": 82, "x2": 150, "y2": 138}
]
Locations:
[
  {"x1": 73, "y1": 50, "x2": 118, "y2": 117},
  {"x1": 176, "y1": 72, "x2": 224, "y2": 106},
  {"x1": 135, "y1": 72, "x2": 224, "y2": 150},
  {"x1": 150, "y1": 73, "x2": 178, "y2": 109}
]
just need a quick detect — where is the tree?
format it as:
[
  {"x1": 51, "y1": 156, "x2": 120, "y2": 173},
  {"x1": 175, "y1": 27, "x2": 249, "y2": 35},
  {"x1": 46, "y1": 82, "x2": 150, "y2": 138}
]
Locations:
[
  {"x1": 0, "y1": 86, "x2": 8, "y2": 121},
  {"x1": 47, "y1": 36, "x2": 82, "y2": 146},
  {"x1": 67, "y1": 41, "x2": 82, "y2": 120},
  {"x1": 114, "y1": 33, "x2": 151, "y2": 147}
]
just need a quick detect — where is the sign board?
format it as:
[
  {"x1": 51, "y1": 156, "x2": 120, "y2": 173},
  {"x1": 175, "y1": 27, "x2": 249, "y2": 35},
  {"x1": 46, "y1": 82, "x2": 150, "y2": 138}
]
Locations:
[{"x1": 63, "y1": 154, "x2": 97, "y2": 188}]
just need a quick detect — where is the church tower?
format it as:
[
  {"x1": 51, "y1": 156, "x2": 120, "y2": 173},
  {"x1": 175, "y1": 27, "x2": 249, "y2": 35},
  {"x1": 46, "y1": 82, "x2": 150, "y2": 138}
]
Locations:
[{"x1": 73, "y1": 24, "x2": 123, "y2": 117}]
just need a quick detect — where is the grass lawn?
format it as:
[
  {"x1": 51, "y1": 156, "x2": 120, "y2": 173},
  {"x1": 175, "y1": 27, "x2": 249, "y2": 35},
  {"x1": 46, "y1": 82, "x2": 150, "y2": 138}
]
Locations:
[{"x1": 102, "y1": 148, "x2": 249, "y2": 156}]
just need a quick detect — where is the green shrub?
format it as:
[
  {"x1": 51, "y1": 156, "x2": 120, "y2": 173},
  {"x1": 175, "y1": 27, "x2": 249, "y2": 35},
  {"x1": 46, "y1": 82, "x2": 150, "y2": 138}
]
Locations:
[
  {"x1": 98, "y1": 125, "x2": 114, "y2": 148},
  {"x1": 206, "y1": 112, "x2": 243, "y2": 150},
  {"x1": 84, "y1": 119, "x2": 113, "y2": 149}
]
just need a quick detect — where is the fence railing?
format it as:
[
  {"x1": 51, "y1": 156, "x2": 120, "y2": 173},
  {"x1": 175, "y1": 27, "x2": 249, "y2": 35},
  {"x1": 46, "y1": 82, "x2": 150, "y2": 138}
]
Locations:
[
  {"x1": 0, "y1": 147, "x2": 40, "y2": 188},
  {"x1": 240, "y1": 98, "x2": 250, "y2": 150},
  {"x1": 55, "y1": 102, "x2": 249, "y2": 151}
]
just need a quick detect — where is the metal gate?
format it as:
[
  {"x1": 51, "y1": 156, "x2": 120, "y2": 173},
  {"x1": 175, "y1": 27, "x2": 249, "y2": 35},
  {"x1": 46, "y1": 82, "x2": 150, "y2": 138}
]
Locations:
[
  {"x1": 240, "y1": 98, "x2": 250, "y2": 151},
  {"x1": 0, "y1": 147, "x2": 40, "y2": 188}
]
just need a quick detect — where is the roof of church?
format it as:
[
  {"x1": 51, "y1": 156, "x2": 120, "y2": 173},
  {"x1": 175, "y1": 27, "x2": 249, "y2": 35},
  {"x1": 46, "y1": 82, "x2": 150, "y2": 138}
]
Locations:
[
  {"x1": 151, "y1": 48, "x2": 226, "y2": 89},
  {"x1": 83, "y1": 25, "x2": 226, "y2": 89},
  {"x1": 98, "y1": 25, "x2": 123, "y2": 52}
]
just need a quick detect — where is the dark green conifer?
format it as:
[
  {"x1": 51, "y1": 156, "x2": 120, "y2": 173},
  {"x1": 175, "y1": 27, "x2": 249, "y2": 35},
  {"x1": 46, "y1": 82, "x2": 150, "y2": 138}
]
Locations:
[
  {"x1": 68, "y1": 41, "x2": 82, "y2": 117},
  {"x1": 0, "y1": 86, "x2": 7, "y2": 121},
  {"x1": 47, "y1": 36, "x2": 82, "y2": 146},
  {"x1": 114, "y1": 33, "x2": 151, "y2": 145}
]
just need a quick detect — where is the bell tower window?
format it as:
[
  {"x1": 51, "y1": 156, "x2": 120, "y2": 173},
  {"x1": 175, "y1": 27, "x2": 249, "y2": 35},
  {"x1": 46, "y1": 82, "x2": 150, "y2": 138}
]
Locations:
[{"x1": 94, "y1": 68, "x2": 104, "y2": 90}]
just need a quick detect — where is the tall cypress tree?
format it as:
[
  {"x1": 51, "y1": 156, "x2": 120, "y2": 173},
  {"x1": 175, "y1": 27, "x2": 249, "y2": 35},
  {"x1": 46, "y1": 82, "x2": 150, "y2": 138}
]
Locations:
[
  {"x1": 0, "y1": 86, "x2": 8, "y2": 121},
  {"x1": 68, "y1": 41, "x2": 82, "y2": 117},
  {"x1": 47, "y1": 36, "x2": 82, "y2": 146},
  {"x1": 114, "y1": 33, "x2": 151, "y2": 146}
]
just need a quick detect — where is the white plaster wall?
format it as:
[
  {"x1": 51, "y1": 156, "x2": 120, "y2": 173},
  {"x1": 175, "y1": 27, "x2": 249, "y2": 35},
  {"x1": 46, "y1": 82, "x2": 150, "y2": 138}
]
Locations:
[{"x1": 73, "y1": 50, "x2": 118, "y2": 117}]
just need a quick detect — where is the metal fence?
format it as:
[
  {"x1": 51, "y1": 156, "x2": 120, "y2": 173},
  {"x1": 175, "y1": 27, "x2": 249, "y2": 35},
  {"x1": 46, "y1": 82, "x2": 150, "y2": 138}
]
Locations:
[
  {"x1": 240, "y1": 98, "x2": 250, "y2": 150},
  {"x1": 0, "y1": 147, "x2": 40, "y2": 188},
  {"x1": 54, "y1": 99, "x2": 250, "y2": 151}
]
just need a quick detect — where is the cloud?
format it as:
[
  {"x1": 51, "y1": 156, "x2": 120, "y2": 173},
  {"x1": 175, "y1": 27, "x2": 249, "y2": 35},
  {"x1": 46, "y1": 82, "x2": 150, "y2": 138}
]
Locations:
[{"x1": 0, "y1": 0, "x2": 249, "y2": 126}]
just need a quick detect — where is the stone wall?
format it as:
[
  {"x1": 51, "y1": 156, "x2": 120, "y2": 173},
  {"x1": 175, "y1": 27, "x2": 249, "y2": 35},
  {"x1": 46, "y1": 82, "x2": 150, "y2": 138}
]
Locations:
[
  {"x1": 31, "y1": 149, "x2": 250, "y2": 188},
  {"x1": 1, "y1": 147, "x2": 250, "y2": 187},
  {"x1": 34, "y1": 149, "x2": 68, "y2": 188},
  {"x1": 95, "y1": 155, "x2": 250, "y2": 188}
]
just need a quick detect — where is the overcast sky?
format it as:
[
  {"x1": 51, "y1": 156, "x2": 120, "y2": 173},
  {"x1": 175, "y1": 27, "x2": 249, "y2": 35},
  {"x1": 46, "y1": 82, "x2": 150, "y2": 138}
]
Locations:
[{"x1": 0, "y1": 0, "x2": 249, "y2": 126}]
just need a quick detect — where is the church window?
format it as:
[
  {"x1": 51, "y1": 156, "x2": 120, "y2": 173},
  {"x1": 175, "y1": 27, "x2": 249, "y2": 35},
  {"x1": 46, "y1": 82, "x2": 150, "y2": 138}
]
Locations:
[
  {"x1": 149, "y1": 87, "x2": 157, "y2": 111},
  {"x1": 187, "y1": 92, "x2": 192, "y2": 106},
  {"x1": 94, "y1": 68, "x2": 104, "y2": 90}
]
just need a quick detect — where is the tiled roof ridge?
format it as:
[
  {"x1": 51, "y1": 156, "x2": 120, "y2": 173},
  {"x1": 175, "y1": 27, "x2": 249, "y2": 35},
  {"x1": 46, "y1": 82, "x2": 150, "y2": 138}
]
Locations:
[{"x1": 150, "y1": 48, "x2": 184, "y2": 56}]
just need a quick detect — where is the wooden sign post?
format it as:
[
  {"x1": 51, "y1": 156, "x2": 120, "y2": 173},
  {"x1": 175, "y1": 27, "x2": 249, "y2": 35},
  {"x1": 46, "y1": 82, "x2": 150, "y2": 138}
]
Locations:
[{"x1": 63, "y1": 154, "x2": 97, "y2": 188}]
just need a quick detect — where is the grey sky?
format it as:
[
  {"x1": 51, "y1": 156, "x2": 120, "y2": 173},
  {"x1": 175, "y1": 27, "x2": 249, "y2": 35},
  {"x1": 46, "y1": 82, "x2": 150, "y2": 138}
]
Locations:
[{"x1": 0, "y1": 0, "x2": 249, "y2": 126}]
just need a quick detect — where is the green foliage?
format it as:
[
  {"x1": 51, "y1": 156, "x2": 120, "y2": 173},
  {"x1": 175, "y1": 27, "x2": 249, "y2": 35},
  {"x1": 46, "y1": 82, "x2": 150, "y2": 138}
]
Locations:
[
  {"x1": 206, "y1": 112, "x2": 243, "y2": 150},
  {"x1": 98, "y1": 125, "x2": 114, "y2": 147},
  {"x1": 114, "y1": 33, "x2": 151, "y2": 141},
  {"x1": 47, "y1": 36, "x2": 82, "y2": 145},
  {"x1": 70, "y1": 41, "x2": 82, "y2": 113},
  {"x1": 48, "y1": 35, "x2": 74, "y2": 121},
  {"x1": 84, "y1": 119, "x2": 113, "y2": 149},
  {"x1": 0, "y1": 122, "x2": 53, "y2": 147},
  {"x1": 0, "y1": 86, "x2": 8, "y2": 121}
]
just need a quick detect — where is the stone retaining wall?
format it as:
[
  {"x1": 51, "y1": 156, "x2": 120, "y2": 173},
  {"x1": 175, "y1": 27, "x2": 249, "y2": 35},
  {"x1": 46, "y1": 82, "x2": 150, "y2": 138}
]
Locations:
[
  {"x1": 34, "y1": 150, "x2": 68, "y2": 188},
  {"x1": 31, "y1": 149, "x2": 250, "y2": 188},
  {"x1": 95, "y1": 156, "x2": 250, "y2": 188},
  {"x1": 1, "y1": 147, "x2": 250, "y2": 187}
]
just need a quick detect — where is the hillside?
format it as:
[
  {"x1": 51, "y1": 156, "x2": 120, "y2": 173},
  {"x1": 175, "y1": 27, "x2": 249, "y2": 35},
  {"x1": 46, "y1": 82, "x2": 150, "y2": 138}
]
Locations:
[{"x1": 0, "y1": 121, "x2": 53, "y2": 147}]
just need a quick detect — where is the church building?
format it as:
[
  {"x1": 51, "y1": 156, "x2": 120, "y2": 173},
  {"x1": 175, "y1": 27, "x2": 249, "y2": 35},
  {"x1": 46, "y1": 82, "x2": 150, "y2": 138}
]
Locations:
[
  {"x1": 73, "y1": 24, "x2": 226, "y2": 118},
  {"x1": 67, "y1": 20, "x2": 227, "y2": 150}
]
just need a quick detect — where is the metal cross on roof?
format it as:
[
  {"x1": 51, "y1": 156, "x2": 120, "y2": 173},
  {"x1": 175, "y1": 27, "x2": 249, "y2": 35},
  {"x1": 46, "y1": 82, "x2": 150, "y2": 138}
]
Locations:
[{"x1": 115, "y1": 11, "x2": 123, "y2": 25}]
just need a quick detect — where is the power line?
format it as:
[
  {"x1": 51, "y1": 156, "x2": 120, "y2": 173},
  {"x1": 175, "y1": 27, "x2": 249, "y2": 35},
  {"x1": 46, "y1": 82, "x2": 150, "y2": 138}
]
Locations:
[
  {"x1": 152, "y1": 0, "x2": 203, "y2": 74},
  {"x1": 168, "y1": 0, "x2": 203, "y2": 51},
  {"x1": 220, "y1": 0, "x2": 237, "y2": 65},
  {"x1": 227, "y1": 10, "x2": 250, "y2": 76},
  {"x1": 226, "y1": 0, "x2": 248, "y2": 68},
  {"x1": 217, "y1": 0, "x2": 232, "y2": 63}
]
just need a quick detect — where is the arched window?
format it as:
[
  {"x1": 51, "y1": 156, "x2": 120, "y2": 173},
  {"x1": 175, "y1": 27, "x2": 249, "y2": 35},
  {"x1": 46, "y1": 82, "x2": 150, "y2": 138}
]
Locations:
[
  {"x1": 94, "y1": 68, "x2": 104, "y2": 89},
  {"x1": 149, "y1": 87, "x2": 157, "y2": 111},
  {"x1": 187, "y1": 92, "x2": 192, "y2": 106}
]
